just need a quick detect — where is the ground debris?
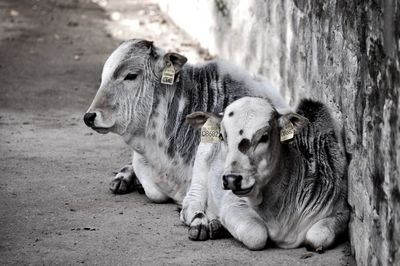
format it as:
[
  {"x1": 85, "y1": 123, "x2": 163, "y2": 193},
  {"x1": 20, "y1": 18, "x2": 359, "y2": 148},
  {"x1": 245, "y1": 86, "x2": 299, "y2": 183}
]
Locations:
[
  {"x1": 10, "y1": 9, "x2": 19, "y2": 17},
  {"x1": 300, "y1": 253, "x2": 314, "y2": 259},
  {"x1": 71, "y1": 227, "x2": 97, "y2": 231},
  {"x1": 83, "y1": 227, "x2": 97, "y2": 231},
  {"x1": 67, "y1": 20, "x2": 79, "y2": 27}
]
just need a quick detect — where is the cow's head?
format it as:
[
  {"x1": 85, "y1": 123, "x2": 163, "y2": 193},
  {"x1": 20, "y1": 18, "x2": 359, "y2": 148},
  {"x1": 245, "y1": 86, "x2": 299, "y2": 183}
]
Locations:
[
  {"x1": 83, "y1": 39, "x2": 187, "y2": 137},
  {"x1": 187, "y1": 97, "x2": 308, "y2": 200}
]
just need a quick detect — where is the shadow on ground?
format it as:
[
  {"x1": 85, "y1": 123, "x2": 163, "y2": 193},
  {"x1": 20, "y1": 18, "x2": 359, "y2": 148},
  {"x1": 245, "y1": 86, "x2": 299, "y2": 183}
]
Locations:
[{"x1": 0, "y1": 0, "x2": 354, "y2": 265}]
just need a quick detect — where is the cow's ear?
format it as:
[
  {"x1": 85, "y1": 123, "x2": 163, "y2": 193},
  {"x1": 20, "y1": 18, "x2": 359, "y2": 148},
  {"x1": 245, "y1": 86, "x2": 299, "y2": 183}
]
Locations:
[
  {"x1": 278, "y1": 112, "x2": 309, "y2": 133},
  {"x1": 137, "y1": 39, "x2": 154, "y2": 49},
  {"x1": 186, "y1": 112, "x2": 222, "y2": 128},
  {"x1": 163, "y1": 52, "x2": 187, "y2": 73}
]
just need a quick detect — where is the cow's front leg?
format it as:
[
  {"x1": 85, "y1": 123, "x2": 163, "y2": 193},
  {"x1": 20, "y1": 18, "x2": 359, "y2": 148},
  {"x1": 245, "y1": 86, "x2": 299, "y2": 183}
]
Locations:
[
  {"x1": 304, "y1": 212, "x2": 349, "y2": 252},
  {"x1": 220, "y1": 196, "x2": 268, "y2": 250},
  {"x1": 109, "y1": 163, "x2": 144, "y2": 194},
  {"x1": 133, "y1": 152, "x2": 169, "y2": 203}
]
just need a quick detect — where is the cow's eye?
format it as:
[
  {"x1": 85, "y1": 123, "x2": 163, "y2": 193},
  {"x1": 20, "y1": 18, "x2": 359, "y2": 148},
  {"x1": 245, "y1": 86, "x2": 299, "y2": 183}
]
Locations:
[
  {"x1": 259, "y1": 134, "x2": 269, "y2": 143},
  {"x1": 124, "y1": 73, "x2": 138, "y2": 81},
  {"x1": 219, "y1": 133, "x2": 224, "y2": 141}
]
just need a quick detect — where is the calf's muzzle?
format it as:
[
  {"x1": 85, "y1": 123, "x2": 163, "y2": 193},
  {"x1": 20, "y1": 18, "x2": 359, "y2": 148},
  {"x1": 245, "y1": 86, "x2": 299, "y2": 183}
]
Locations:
[{"x1": 223, "y1": 174, "x2": 243, "y2": 190}]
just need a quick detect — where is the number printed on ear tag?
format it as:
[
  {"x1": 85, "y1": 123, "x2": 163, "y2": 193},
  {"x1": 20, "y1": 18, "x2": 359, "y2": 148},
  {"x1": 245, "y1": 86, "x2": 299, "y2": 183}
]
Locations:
[
  {"x1": 201, "y1": 119, "x2": 220, "y2": 143},
  {"x1": 161, "y1": 62, "x2": 175, "y2": 85},
  {"x1": 280, "y1": 121, "x2": 295, "y2": 142}
]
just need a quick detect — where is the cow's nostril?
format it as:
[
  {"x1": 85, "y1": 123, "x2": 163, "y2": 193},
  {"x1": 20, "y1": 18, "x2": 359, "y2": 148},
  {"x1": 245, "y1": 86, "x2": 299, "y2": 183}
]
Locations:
[
  {"x1": 83, "y1": 112, "x2": 96, "y2": 127},
  {"x1": 233, "y1": 175, "x2": 243, "y2": 187}
]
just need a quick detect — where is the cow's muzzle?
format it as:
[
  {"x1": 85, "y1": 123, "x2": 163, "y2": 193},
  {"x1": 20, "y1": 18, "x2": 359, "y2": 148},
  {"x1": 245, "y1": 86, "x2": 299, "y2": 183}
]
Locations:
[
  {"x1": 223, "y1": 174, "x2": 254, "y2": 196},
  {"x1": 223, "y1": 174, "x2": 242, "y2": 190},
  {"x1": 83, "y1": 111, "x2": 114, "y2": 134}
]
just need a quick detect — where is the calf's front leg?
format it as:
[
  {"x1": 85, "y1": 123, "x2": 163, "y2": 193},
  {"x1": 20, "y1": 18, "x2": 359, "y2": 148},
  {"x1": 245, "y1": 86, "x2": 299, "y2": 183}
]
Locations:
[
  {"x1": 180, "y1": 143, "x2": 215, "y2": 240},
  {"x1": 220, "y1": 196, "x2": 268, "y2": 250},
  {"x1": 180, "y1": 171, "x2": 210, "y2": 240},
  {"x1": 304, "y1": 212, "x2": 349, "y2": 252}
]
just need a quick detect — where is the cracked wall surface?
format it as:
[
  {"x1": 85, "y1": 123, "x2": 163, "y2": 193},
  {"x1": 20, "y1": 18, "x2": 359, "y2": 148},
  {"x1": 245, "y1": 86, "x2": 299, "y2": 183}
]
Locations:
[{"x1": 159, "y1": 1, "x2": 400, "y2": 265}]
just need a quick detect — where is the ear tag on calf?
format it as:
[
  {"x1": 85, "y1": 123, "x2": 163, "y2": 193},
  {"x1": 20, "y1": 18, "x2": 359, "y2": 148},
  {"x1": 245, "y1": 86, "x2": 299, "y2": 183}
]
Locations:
[
  {"x1": 161, "y1": 62, "x2": 175, "y2": 85},
  {"x1": 201, "y1": 119, "x2": 220, "y2": 143},
  {"x1": 280, "y1": 121, "x2": 295, "y2": 142}
]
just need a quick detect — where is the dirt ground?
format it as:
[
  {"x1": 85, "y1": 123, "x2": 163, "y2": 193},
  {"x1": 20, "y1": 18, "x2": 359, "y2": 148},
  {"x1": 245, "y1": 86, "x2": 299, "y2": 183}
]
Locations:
[{"x1": 0, "y1": 0, "x2": 355, "y2": 265}]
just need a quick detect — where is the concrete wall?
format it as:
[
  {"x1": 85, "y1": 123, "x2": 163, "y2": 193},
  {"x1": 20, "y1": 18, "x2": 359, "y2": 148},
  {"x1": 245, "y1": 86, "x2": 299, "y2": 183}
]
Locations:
[{"x1": 159, "y1": 1, "x2": 400, "y2": 265}]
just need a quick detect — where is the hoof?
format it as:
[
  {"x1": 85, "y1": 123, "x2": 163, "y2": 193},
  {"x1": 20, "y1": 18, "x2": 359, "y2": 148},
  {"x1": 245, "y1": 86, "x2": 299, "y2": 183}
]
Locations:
[
  {"x1": 188, "y1": 212, "x2": 209, "y2": 241},
  {"x1": 109, "y1": 166, "x2": 137, "y2": 194},
  {"x1": 189, "y1": 224, "x2": 209, "y2": 241},
  {"x1": 209, "y1": 219, "x2": 226, "y2": 239},
  {"x1": 109, "y1": 177, "x2": 134, "y2": 194}
]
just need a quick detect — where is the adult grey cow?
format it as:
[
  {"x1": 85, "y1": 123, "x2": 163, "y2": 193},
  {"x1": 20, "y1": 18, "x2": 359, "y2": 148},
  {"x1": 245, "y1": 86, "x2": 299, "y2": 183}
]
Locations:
[
  {"x1": 183, "y1": 97, "x2": 349, "y2": 251},
  {"x1": 83, "y1": 39, "x2": 288, "y2": 204}
]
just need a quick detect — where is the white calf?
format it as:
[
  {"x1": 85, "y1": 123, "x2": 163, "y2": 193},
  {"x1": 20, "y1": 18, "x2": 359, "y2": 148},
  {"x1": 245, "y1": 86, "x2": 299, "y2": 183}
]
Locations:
[{"x1": 181, "y1": 97, "x2": 349, "y2": 251}]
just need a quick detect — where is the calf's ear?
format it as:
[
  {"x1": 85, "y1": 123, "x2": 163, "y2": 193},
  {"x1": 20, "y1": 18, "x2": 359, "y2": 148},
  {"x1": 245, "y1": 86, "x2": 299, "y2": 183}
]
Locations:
[
  {"x1": 164, "y1": 52, "x2": 187, "y2": 73},
  {"x1": 278, "y1": 112, "x2": 309, "y2": 134},
  {"x1": 186, "y1": 112, "x2": 222, "y2": 128}
]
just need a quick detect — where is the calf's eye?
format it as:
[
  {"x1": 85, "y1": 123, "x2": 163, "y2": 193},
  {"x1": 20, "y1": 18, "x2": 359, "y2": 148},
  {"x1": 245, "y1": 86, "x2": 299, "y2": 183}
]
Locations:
[
  {"x1": 259, "y1": 134, "x2": 269, "y2": 143},
  {"x1": 219, "y1": 133, "x2": 224, "y2": 141},
  {"x1": 124, "y1": 73, "x2": 138, "y2": 81}
]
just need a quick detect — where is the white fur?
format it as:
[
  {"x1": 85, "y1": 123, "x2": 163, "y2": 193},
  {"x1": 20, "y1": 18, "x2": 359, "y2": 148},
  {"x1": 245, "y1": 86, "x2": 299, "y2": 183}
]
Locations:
[{"x1": 101, "y1": 41, "x2": 133, "y2": 86}]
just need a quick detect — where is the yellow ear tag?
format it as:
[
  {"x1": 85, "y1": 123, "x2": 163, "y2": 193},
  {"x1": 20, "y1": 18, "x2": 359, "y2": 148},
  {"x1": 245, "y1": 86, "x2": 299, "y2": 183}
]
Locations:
[
  {"x1": 201, "y1": 119, "x2": 220, "y2": 143},
  {"x1": 161, "y1": 62, "x2": 175, "y2": 85},
  {"x1": 280, "y1": 121, "x2": 295, "y2": 142}
]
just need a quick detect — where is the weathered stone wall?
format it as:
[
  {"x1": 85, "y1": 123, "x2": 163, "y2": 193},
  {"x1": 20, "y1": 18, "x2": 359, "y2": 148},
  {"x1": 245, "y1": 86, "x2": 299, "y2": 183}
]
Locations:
[{"x1": 159, "y1": 1, "x2": 400, "y2": 265}]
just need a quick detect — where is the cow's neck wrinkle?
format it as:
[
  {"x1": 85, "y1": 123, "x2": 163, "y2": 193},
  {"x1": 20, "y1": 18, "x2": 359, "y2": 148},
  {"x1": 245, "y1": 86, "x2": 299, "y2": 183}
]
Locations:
[{"x1": 259, "y1": 144, "x2": 299, "y2": 213}]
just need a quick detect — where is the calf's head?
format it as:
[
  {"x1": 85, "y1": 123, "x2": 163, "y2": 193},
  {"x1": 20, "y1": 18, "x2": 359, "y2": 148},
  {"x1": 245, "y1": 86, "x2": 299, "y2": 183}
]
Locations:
[
  {"x1": 187, "y1": 97, "x2": 308, "y2": 198},
  {"x1": 84, "y1": 39, "x2": 187, "y2": 137}
]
